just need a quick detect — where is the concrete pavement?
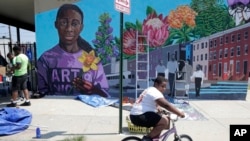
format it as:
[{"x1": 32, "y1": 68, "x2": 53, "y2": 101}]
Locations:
[{"x1": 0, "y1": 94, "x2": 250, "y2": 141}]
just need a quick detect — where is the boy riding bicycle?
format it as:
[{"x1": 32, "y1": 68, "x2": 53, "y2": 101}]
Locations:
[{"x1": 129, "y1": 76, "x2": 185, "y2": 141}]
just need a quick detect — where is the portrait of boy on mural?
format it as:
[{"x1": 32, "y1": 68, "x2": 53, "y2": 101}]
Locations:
[{"x1": 37, "y1": 3, "x2": 109, "y2": 97}]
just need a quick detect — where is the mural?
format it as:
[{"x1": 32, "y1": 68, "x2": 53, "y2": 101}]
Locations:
[
  {"x1": 36, "y1": 3, "x2": 109, "y2": 97},
  {"x1": 35, "y1": 0, "x2": 250, "y2": 98},
  {"x1": 228, "y1": 0, "x2": 250, "y2": 25}
]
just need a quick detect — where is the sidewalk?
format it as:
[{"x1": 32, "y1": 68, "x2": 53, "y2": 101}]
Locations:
[{"x1": 1, "y1": 95, "x2": 250, "y2": 141}]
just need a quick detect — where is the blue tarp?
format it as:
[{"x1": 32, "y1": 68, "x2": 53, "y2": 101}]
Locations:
[
  {"x1": 75, "y1": 94, "x2": 119, "y2": 108},
  {"x1": 0, "y1": 108, "x2": 32, "y2": 136}
]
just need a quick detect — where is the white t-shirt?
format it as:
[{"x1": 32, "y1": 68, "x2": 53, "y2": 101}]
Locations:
[
  {"x1": 130, "y1": 87, "x2": 164, "y2": 115},
  {"x1": 167, "y1": 61, "x2": 178, "y2": 73},
  {"x1": 190, "y1": 70, "x2": 205, "y2": 84},
  {"x1": 156, "y1": 65, "x2": 166, "y2": 73}
]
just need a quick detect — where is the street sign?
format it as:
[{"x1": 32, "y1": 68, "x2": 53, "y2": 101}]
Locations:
[{"x1": 114, "y1": 0, "x2": 130, "y2": 14}]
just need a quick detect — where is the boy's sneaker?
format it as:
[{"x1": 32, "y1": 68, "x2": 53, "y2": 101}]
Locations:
[
  {"x1": 20, "y1": 101, "x2": 31, "y2": 106},
  {"x1": 142, "y1": 136, "x2": 152, "y2": 141},
  {"x1": 6, "y1": 102, "x2": 17, "y2": 107}
]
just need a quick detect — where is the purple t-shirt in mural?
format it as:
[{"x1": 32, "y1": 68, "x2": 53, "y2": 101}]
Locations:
[{"x1": 37, "y1": 44, "x2": 109, "y2": 96}]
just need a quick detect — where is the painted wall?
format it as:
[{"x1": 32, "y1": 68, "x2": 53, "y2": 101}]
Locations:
[{"x1": 35, "y1": 0, "x2": 250, "y2": 96}]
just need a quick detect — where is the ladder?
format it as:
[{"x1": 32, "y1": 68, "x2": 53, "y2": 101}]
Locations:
[
  {"x1": 135, "y1": 31, "x2": 149, "y2": 99},
  {"x1": 174, "y1": 69, "x2": 189, "y2": 104}
]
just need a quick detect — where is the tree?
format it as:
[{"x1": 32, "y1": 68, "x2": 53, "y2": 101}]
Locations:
[{"x1": 190, "y1": 0, "x2": 235, "y2": 37}]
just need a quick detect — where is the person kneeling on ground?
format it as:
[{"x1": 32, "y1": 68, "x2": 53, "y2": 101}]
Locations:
[{"x1": 129, "y1": 76, "x2": 185, "y2": 141}]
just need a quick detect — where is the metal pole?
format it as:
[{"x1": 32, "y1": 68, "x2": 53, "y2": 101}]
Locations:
[
  {"x1": 16, "y1": 27, "x2": 20, "y2": 43},
  {"x1": 8, "y1": 25, "x2": 12, "y2": 44},
  {"x1": 119, "y1": 12, "x2": 124, "y2": 134}
]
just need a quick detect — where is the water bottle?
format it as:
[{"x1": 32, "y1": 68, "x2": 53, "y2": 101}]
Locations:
[{"x1": 36, "y1": 127, "x2": 41, "y2": 138}]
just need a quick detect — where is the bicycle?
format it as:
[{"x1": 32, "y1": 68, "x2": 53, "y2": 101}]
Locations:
[{"x1": 122, "y1": 111, "x2": 192, "y2": 141}]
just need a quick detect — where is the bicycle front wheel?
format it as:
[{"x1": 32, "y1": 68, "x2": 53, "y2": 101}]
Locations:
[
  {"x1": 121, "y1": 136, "x2": 141, "y2": 141},
  {"x1": 174, "y1": 134, "x2": 193, "y2": 141}
]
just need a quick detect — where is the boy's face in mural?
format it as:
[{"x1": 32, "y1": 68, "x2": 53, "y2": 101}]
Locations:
[{"x1": 55, "y1": 9, "x2": 83, "y2": 48}]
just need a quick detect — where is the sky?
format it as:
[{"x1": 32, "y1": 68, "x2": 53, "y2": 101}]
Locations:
[{"x1": 0, "y1": 23, "x2": 36, "y2": 43}]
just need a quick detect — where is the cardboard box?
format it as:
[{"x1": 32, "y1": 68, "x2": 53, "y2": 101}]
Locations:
[{"x1": 0, "y1": 66, "x2": 6, "y2": 75}]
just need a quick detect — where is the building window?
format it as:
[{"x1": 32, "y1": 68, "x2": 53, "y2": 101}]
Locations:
[
  {"x1": 224, "y1": 62, "x2": 227, "y2": 73},
  {"x1": 231, "y1": 35, "x2": 235, "y2": 42},
  {"x1": 244, "y1": 31, "x2": 248, "y2": 39},
  {"x1": 201, "y1": 42, "x2": 204, "y2": 49},
  {"x1": 220, "y1": 37, "x2": 223, "y2": 45},
  {"x1": 201, "y1": 54, "x2": 203, "y2": 61},
  {"x1": 205, "y1": 42, "x2": 208, "y2": 48},
  {"x1": 225, "y1": 36, "x2": 229, "y2": 43},
  {"x1": 213, "y1": 64, "x2": 216, "y2": 75},
  {"x1": 193, "y1": 45, "x2": 195, "y2": 50},
  {"x1": 230, "y1": 47, "x2": 234, "y2": 57},
  {"x1": 197, "y1": 55, "x2": 199, "y2": 61},
  {"x1": 244, "y1": 44, "x2": 248, "y2": 55},
  {"x1": 219, "y1": 49, "x2": 223, "y2": 58},
  {"x1": 214, "y1": 39, "x2": 217, "y2": 47},
  {"x1": 210, "y1": 40, "x2": 213, "y2": 48},
  {"x1": 197, "y1": 44, "x2": 199, "y2": 50},
  {"x1": 204, "y1": 65, "x2": 207, "y2": 77},
  {"x1": 237, "y1": 33, "x2": 241, "y2": 41},
  {"x1": 236, "y1": 61, "x2": 240, "y2": 73},
  {"x1": 213, "y1": 51, "x2": 217, "y2": 59},
  {"x1": 224, "y1": 48, "x2": 228, "y2": 58},
  {"x1": 237, "y1": 46, "x2": 241, "y2": 56},
  {"x1": 175, "y1": 51, "x2": 177, "y2": 59},
  {"x1": 193, "y1": 56, "x2": 195, "y2": 62},
  {"x1": 209, "y1": 52, "x2": 213, "y2": 60},
  {"x1": 205, "y1": 53, "x2": 207, "y2": 60}
]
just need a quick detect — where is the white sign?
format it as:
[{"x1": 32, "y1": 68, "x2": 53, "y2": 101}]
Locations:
[{"x1": 115, "y1": 0, "x2": 130, "y2": 14}]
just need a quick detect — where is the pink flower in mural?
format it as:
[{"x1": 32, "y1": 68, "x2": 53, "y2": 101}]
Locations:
[
  {"x1": 123, "y1": 28, "x2": 145, "y2": 55},
  {"x1": 142, "y1": 13, "x2": 169, "y2": 47}
]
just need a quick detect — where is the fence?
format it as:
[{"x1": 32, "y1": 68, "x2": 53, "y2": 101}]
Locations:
[{"x1": 0, "y1": 42, "x2": 38, "y2": 93}]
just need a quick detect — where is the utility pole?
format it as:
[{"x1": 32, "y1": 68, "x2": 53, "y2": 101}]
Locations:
[{"x1": 8, "y1": 25, "x2": 12, "y2": 43}]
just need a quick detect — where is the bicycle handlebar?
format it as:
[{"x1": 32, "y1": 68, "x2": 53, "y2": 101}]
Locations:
[{"x1": 160, "y1": 110, "x2": 179, "y2": 121}]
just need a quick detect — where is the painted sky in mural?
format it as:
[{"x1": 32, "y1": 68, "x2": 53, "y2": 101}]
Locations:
[{"x1": 36, "y1": 0, "x2": 192, "y2": 57}]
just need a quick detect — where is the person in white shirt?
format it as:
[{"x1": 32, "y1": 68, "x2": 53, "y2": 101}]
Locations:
[
  {"x1": 155, "y1": 59, "x2": 166, "y2": 78},
  {"x1": 130, "y1": 76, "x2": 185, "y2": 141},
  {"x1": 182, "y1": 59, "x2": 193, "y2": 96},
  {"x1": 190, "y1": 64, "x2": 204, "y2": 97},
  {"x1": 167, "y1": 54, "x2": 179, "y2": 97}
]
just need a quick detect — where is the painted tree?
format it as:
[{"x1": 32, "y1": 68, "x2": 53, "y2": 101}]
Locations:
[{"x1": 190, "y1": 0, "x2": 235, "y2": 37}]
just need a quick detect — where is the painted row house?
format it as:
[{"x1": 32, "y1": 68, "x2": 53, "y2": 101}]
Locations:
[{"x1": 193, "y1": 23, "x2": 250, "y2": 81}]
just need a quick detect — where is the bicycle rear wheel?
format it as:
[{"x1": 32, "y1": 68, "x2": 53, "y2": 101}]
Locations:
[
  {"x1": 121, "y1": 136, "x2": 142, "y2": 141},
  {"x1": 173, "y1": 134, "x2": 192, "y2": 141}
]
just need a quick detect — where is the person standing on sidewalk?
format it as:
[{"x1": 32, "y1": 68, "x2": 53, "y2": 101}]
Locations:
[
  {"x1": 182, "y1": 59, "x2": 193, "y2": 96},
  {"x1": 7, "y1": 46, "x2": 31, "y2": 107},
  {"x1": 190, "y1": 64, "x2": 204, "y2": 97},
  {"x1": 167, "y1": 54, "x2": 179, "y2": 97}
]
